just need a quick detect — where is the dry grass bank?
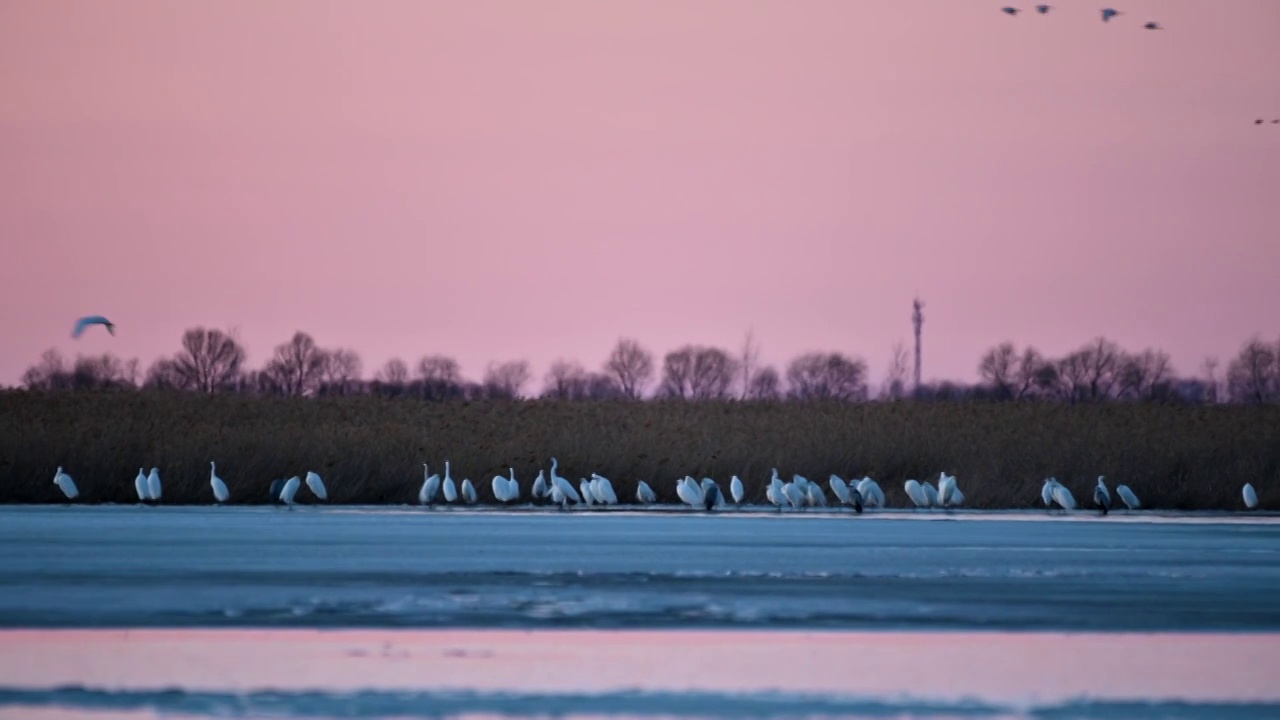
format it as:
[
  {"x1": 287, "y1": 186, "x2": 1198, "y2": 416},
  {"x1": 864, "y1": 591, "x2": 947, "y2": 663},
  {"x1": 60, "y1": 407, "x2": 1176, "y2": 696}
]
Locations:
[{"x1": 1, "y1": 391, "x2": 1276, "y2": 509}]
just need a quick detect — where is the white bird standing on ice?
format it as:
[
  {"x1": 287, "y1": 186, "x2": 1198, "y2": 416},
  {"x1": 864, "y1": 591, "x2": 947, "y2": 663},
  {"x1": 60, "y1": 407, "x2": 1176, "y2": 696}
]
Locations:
[
  {"x1": 676, "y1": 477, "x2": 702, "y2": 508},
  {"x1": 134, "y1": 468, "x2": 150, "y2": 502},
  {"x1": 461, "y1": 478, "x2": 477, "y2": 504},
  {"x1": 904, "y1": 479, "x2": 928, "y2": 509},
  {"x1": 420, "y1": 463, "x2": 440, "y2": 505},
  {"x1": 857, "y1": 477, "x2": 885, "y2": 508},
  {"x1": 579, "y1": 479, "x2": 595, "y2": 506},
  {"x1": 53, "y1": 467, "x2": 79, "y2": 500},
  {"x1": 442, "y1": 462, "x2": 458, "y2": 503},
  {"x1": 766, "y1": 475, "x2": 785, "y2": 510},
  {"x1": 938, "y1": 473, "x2": 957, "y2": 507},
  {"x1": 147, "y1": 468, "x2": 162, "y2": 502},
  {"x1": 590, "y1": 473, "x2": 618, "y2": 505},
  {"x1": 210, "y1": 462, "x2": 229, "y2": 503},
  {"x1": 491, "y1": 472, "x2": 511, "y2": 503},
  {"x1": 636, "y1": 480, "x2": 657, "y2": 504},
  {"x1": 548, "y1": 458, "x2": 581, "y2": 505},
  {"x1": 280, "y1": 476, "x2": 301, "y2": 505},
  {"x1": 921, "y1": 481, "x2": 939, "y2": 508},
  {"x1": 730, "y1": 475, "x2": 744, "y2": 504},
  {"x1": 828, "y1": 475, "x2": 851, "y2": 504},
  {"x1": 1050, "y1": 480, "x2": 1076, "y2": 511},
  {"x1": 531, "y1": 471, "x2": 548, "y2": 501},
  {"x1": 782, "y1": 481, "x2": 805, "y2": 509},
  {"x1": 1243, "y1": 483, "x2": 1258, "y2": 509},
  {"x1": 1093, "y1": 476, "x2": 1112, "y2": 515},
  {"x1": 1041, "y1": 478, "x2": 1056, "y2": 507},
  {"x1": 304, "y1": 471, "x2": 327, "y2": 501},
  {"x1": 1115, "y1": 484, "x2": 1140, "y2": 510},
  {"x1": 805, "y1": 482, "x2": 826, "y2": 507}
]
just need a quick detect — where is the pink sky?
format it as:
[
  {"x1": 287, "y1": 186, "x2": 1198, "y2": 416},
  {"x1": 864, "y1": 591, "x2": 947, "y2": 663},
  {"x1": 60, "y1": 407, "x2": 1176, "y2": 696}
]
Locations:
[{"x1": 2, "y1": 0, "x2": 1278, "y2": 389}]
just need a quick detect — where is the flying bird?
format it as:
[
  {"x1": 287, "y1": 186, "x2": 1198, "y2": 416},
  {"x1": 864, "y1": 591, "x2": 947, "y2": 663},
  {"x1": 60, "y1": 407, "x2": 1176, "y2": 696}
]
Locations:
[
  {"x1": 1036, "y1": 5, "x2": 1051, "y2": 14},
  {"x1": 1144, "y1": 21, "x2": 1161, "y2": 29},
  {"x1": 1001, "y1": 7, "x2": 1020, "y2": 16},
  {"x1": 1101, "y1": 8, "x2": 1121, "y2": 22},
  {"x1": 72, "y1": 315, "x2": 115, "y2": 338}
]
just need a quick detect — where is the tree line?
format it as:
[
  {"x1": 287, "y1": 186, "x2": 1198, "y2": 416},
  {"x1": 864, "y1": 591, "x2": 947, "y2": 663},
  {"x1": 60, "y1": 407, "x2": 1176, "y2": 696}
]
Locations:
[{"x1": 14, "y1": 329, "x2": 1280, "y2": 404}]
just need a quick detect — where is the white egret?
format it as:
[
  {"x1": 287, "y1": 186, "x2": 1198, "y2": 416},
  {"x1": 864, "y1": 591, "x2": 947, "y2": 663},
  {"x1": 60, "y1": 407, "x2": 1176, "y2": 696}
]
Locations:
[
  {"x1": 442, "y1": 462, "x2": 458, "y2": 502},
  {"x1": 491, "y1": 473, "x2": 511, "y2": 503},
  {"x1": 1243, "y1": 483, "x2": 1258, "y2": 509},
  {"x1": 730, "y1": 475, "x2": 744, "y2": 504},
  {"x1": 420, "y1": 464, "x2": 440, "y2": 505},
  {"x1": 304, "y1": 471, "x2": 327, "y2": 501},
  {"x1": 531, "y1": 471, "x2": 548, "y2": 500},
  {"x1": 461, "y1": 478, "x2": 477, "y2": 504},
  {"x1": 579, "y1": 479, "x2": 595, "y2": 506},
  {"x1": 782, "y1": 481, "x2": 805, "y2": 509},
  {"x1": 71, "y1": 315, "x2": 115, "y2": 338},
  {"x1": 505, "y1": 468, "x2": 520, "y2": 502},
  {"x1": 147, "y1": 468, "x2": 162, "y2": 502},
  {"x1": 1115, "y1": 484, "x2": 1140, "y2": 510},
  {"x1": 805, "y1": 482, "x2": 826, "y2": 507},
  {"x1": 921, "y1": 481, "x2": 938, "y2": 508},
  {"x1": 1093, "y1": 476, "x2": 1112, "y2": 515},
  {"x1": 636, "y1": 480, "x2": 657, "y2": 504},
  {"x1": 949, "y1": 486, "x2": 965, "y2": 506},
  {"x1": 938, "y1": 473, "x2": 957, "y2": 507},
  {"x1": 53, "y1": 467, "x2": 79, "y2": 500},
  {"x1": 904, "y1": 479, "x2": 928, "y2": 509},
  {"x1": 134, "y1": 468, "x2": 149, "y2": 502},
  {"x1": 676, "y1": 477, "x2": 703, "y2": 508},
  {"x1": 857, "y1": 477, "x2": 885, "y2": 508},
  {"x1": 590, "y1": 473, "x2": 618, "y2": 505},
  {"x1": 766, "y1": 479, "x2": 785, "y2": 510},
  {"x1": 1041, "y1": 478, "x2": 1054, "y2": 506},
  {"x1": 548, "y1": 458, "x2": 581, "y2": 505},
  {"x1": 280, "y1": 476, "x2": 301, "y2": 505},
  {"x1": 210, "y1": 462, "x2": 229, "y2": 503},
  {"x1": 1051, "y1": 481, "x2": 1076, "y2": 511},
  {"x1": 828, "y1": 475, "x2": 851, "y2": 504}
]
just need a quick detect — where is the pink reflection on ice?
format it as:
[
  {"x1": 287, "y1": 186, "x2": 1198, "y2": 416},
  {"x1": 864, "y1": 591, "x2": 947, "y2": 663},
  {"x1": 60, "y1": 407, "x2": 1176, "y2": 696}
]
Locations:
[{"x1": 1, "y1": 629, "x2": 1277, "y2": 705}]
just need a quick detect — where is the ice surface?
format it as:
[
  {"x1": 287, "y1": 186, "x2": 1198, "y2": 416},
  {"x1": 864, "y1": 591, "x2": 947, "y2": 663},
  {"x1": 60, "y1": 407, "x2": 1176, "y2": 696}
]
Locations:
[{"x1": 1, "y1": 506, "x2": 1277, "y2": 630}]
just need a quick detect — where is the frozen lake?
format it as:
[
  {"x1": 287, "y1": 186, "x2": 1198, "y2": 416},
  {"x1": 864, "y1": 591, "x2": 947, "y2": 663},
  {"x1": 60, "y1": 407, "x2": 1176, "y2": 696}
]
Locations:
[
  {"x1": 1, "y1": 506, "x2": 1278, "y2": 630},
  {"x1": 2, "y1": 506, "x2": 1279, "y2": 719}
]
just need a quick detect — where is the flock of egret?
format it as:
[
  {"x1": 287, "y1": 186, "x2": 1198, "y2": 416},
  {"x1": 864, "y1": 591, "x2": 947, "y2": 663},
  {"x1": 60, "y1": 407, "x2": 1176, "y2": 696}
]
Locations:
[{"x1": 47, "y1": 458, "x2": 1265, "y2": 513}]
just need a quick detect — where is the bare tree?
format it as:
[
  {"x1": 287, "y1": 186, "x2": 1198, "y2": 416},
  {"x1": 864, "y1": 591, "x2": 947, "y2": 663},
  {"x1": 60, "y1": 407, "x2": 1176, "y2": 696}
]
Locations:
[
  {"x1": 143, "y1": 357, "x2": 186, "y2": 391},
  {"x1": 604, "y1": 338, "x2": 654, "y2": 399},
  {"x1": 412, "y1": 354, "x2": 463, "y2": 401},
  {"x1": 1013, "y1": 347, "x2": 1050, "y2": 399},
  {"x1": 543, "y1": 359, "x2": 586, "y2": 399},
  {"x1": 261, "y1": 332, "x2": 326, "y2": 397},
  {"x1": 484, "y1": 360, "x2": 531, "y2": 399},
  {"x1": 22, "y1": 349, "x2": 70, "y2": 390},
  {"x1": 172, "y1": 327, "x2": 246, "y2": 393},
  {"x1": 377, "y1": 358, "x2": 409, "y2": 385},
  {"x1": 1116, "y1": 349, "x2": 1173, "y2": 400},
  {"x1": 70, "y1": 353, "x2": 136, "y2": 390},
  {"x1": 1227, "y1": 338, "x2": 1277, "y2": 403},
  {"x1": 739, "y1": 330, "x2": 760, "y2": 400},
  {"x1": 978, "y1": 342, "x2": 1017, "y2": 400},
  {"x1": 318, "y1": 348, "x2": 363, "y2": 395},
  {"x1": 786, "y1": 352, "x2": 868, "y2": 401},
  {"x1": 882, "y1": 342, "x2": 911, "y2": 399},
  {"x1": 746, "y1": 366, "x2": 782, "y2": 400},
  {"x1": 659, "y1": 347, "x2": 696, "y2": 398},
  {"x1": 690, "y1": 347, "x2": 739, "y2": 399}
]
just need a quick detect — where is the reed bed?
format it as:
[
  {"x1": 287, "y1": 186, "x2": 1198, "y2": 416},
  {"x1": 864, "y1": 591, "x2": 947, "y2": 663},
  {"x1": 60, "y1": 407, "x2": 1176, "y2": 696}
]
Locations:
[{"x1": 1, "y1": 390, "x2": 1276, "y2": 509}]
